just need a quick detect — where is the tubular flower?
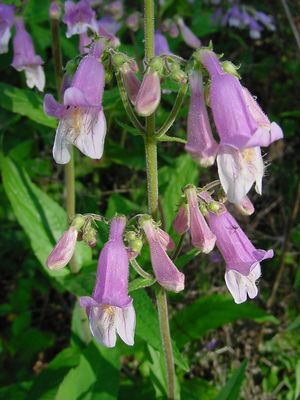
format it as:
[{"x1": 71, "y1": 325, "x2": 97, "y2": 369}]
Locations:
[
  {"x1": 217, "y1": 145, "x2": 264, "y2": 204},
  {"x1": 44, "y1": 53, "x2": 107, "y2": 164},
  {"x1": 141, "y1": 218, "x2": 184, "y2": 292},
  {"x1": 63, "y1": 0, "x2": 97, "y2": 38},
  {"x1": 0, "y1": 4, "x2": 14, "y2": 54},
  {"x1": 208, "y1": 208, "x2": 273, "y2": 304},
  {"x1": 154, "y1": 30, "x2": 171, "y2": 56},
  {"x1": 177, "y1": 17, "x2": 201, "y2": 49},
  {"x1": 185, "y1": 70, "x2": 219, "y2": 167},
  {"x1": 173, "y1": 203, "x2": 190, "y2": 235},
  {"x1": 11, "y1": 18, "x2": 45, "y2": 91},
  {"x1": 234, "y1": 195, "x2": 255, "y2": 216},
  {"x1": 135, "y1": 70, "x2": 161, "y2": 117},
  {"x1": 198, "y1": 49, "x2": 283, "y2": 150},
  {"x1": 80, "y1": 216, "x2": 135, "y2": 348}
]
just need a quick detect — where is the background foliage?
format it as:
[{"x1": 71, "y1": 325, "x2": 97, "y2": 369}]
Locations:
[{"x1": 0, "y1": 0, "x2": 300, "y2": 399}]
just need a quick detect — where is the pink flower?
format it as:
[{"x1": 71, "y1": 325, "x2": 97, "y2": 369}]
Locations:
[
  {"x1": 120, "y1": 62, "x2": 141, "y2": 105},
  {"x1": 177, "y1": 17, "x2": 201, "y2": 49},
  {"x1": 47, "y1": 227, "x2": 78, "y2": 270},
  {"x1": 234, "y1": 196, "x2": 255, "y2": 216},
  {"x1": 135, "y1": 71, "x2": 161, "y2": 117}
]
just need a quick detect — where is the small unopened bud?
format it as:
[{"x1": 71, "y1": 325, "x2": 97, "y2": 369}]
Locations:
[
  {"x1": 112, "y1": 53, "x2": 127, "y2": 67},
  {"x1": 65, "y1": 59, "x2": 79, "y2": 77},
  {"x1": 46, "y1": 227, "x2": 78, "y2": 270},
  {"x1": 83, "y1": 227, "x2": 97, "y2": 247},
  {"x1": 135, "y1": 71, "x2": 161, "y2": 117},
  {"x1": 234, "y1": 196, "x2": 255, "y2": 216},
  {"x1": 169, "y1": 22, "x2": 179, "y2": 38},
  {"x1": 49, "y1": 1, "x2": 61, "y2": 19},
  {"x1": 130, "y1": 238, "x2": 143, "y2": 253},
  {"x1": 171, "y1": 68, "x2": 187, "y2": 84},
  {"x1": 199, "y1": 202, "x2": 208, "y2": 216},
  {"x1": 126, "y1": 231, "x2": 143, "y2": 259},
  {"x1": 71, "y1": 214, "x2": 85, "y2": 230},
  {"x1": 222, "y1": 60, "x2": 241, "y2": 79},
  {"x1": 208, "y1": 201, "x2": 221, "y2": 213},
  {"x1": 149, "y1": 57, "x2": 164, "y2": 74},
  {"x1": 120, "y1": 63, "x2": 141, "y2": 105}
]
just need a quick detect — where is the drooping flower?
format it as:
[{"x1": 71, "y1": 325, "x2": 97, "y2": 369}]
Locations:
[
  {"x1": 217, "y1": 145, "x2": 264, "y2": 203},
  {"x1": 185, "y1": 70, "x2": 219, "y2": 167},
  {"x1": 208, "y1": 208, "x2": 273, "y2": 303},
  {"x1": 177, "y1": 17, "x2": 201, "y2": 49},
  {"x1": 44, "y1": 52, "x2": 106, "y2": 164},
  {"x1": 135, "y1": 70, "x2": 161, "y2": 117},
  {"x1": 234, "y1": 195, "x2": 255, "y2": 216},
  {"x1": 154, "y1": 30, "x2": 171, "y2": 55},
  {"x1": 0, "y1": 4, "x2": 14, "y2": 54},
  {"x1": 80, "y1": 216, "x2": 135, "y2": 348},
  {"x1": 141, "y1": 217, "x2": 184, "y2": 292},
  {"x1": 63, "y1": 0, "x2": 97, "y2": 38},
  {"x1": 11, "y1": 18, "x2": 45, "y2": 91},
  {"x1": 178, "y1": 186, "x2": 216, "y2": 253}
]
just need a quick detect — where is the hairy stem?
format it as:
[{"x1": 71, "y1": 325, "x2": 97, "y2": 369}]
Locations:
[{"x1": 144, "y1": 1, "x2": 176, "y2": 398}]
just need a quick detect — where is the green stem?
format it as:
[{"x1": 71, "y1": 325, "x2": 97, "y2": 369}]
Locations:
[
  {"x1": 144, "y1": 1, "x2": 176, "y2": 399},
  {"x1": 130, "y1": 259, "x2": 154, "y2": 279}
]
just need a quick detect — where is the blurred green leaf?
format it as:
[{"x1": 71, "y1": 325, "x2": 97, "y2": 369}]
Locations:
[
  {"x1": 181, "y1": 378, "x2": 218, "y2": 400},
  {"x1": 128, "y1": 276, "x2": 156, "y2": 292},
  {"x1": 216, "y1": 360, "x2": 247, "y2": 400},
  {"x1": 0, "y1": 83, "x2": 56, "y2": 128}
]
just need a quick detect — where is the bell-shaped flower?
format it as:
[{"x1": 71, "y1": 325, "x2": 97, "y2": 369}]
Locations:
[
  {"x1": 185, "y1": 71, "x2": 219, "y2": 167},
  {"x1": 199, "y1": 49, "x2": 283, "y2": 150},
  {"x1": 154, "y1": 30, "x2": 171, "y2": 56},
  {"x1": 63, "y1": 0, "x2": 97, "y2": 38},
  {"x1": 184, "y1": 186, "x2": 216, "y2": 253},
  {"x1": 80, "y1": 216, "x2": 135, "y2": 348},
  {"x1": 141, "y1": 218, "x2": 184, "y2": 292},
  {"x1": 177, "y1": 17, "x2": 201, "y2": 49},
  {"x1": 208, "y1": 208, "x2": 273, "y2": 304},
  {"x1": 234, "y1": 195, "x2": 255, "y2": 216},
  {"x1": 0, "y1": 4, "x2": 14, "y2": 54},
  {"x1": 120, "y1": 62, "x2": 141, "y2": 105},
  {"x1": 44, "y1": 53, "x2": 107, "y2": 164},
  {"x1": 217, "y1": 145, "x2": 264, "y2": 203},
  {"x1": 11, "y1": 18, "x2": 45, "y2": 91},
  {"x1": 135, "y1": 70, "x2": 161, "y2": 117}
]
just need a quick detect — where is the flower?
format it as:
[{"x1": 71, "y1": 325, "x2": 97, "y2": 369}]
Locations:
[
  {"x1": 207, "y1": 208, "x2": 274, "y2": 303},
  {"x1": 135, "y1": 71, "x2": 161, "y2": 117},
  {"x1": 120, "y1": 62, "x2": 141, "y2": 105},
  {"x1": 154, "y1": 30, "x2": 171, "y2": 55},
  {"x1": 234, "y1": 195, "x2": 255, "y2": 216},
  {"x1": 177, "y1": 17, "x2": 201, "y2": 49},
  {"x1": 80, "y1": 216, "x2": 135, "y2": 348},
  {"x1": 174, "y1": 186, "x2": 216, "y2": 253},
  {"x1": 141, "y1": 217, "x2": 184, "y2": 292},
  {"x1": 217, "y1": 145, "x2": 264, "y2": 203},
  {"x1": 44, "y1": 53, "x2": 107, "y2": 164},
  {"x1": 0, "y1": 4, "x2": 14, "y2": 54},
  {"x1": 126, "y1": 12, "x2": 139, "y2": 32},
  {"x1": 79, "y1": 32, "x2": 92, "y2": 54},
  {"x1": 98, "y1": 15, "x2": 121, "y2": 35},
  {"x1": 63, "y1": 0, "x2": 97, "y2": 38},
  {"x1": 11, "y1": 18, "x2": 45, "y2": 91},
  {"x1": 185, "y1": 70, "x2": 219, "y2": 167}
]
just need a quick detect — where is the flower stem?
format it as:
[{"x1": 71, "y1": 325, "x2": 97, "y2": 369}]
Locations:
[
  {"x1": 144, "y1": 1, "x2": 176, "y2": 398},
  {"x1": 50, "y1": 12, "x2": 77, "y2": 273}
]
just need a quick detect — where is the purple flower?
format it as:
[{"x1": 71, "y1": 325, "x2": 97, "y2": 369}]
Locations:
[
  {"x1": 234, "y1": 195, "x2": 255, "y2": 216},
  {"x1": 185, "y1": 70, "x2": 219, "y2": 167},
  {"x1": 44, "y1": 53, "x2": 107, "y2": 164},
  {"x1": 105, "y1": 1, "x2": 123, "y2": 20},
  {"x1": 141, "y1": 218, "x2": 184, "y2": 292},
  {"x1": 49, "y1": 1, "x2": 61, "y2": 19},
  {"x1": 173, "y1": 203, "x2": 190, "y2": 235},
  {"x1": 154, "y1": 30, "x2": 171, "y2": 56},
  {"x1": 177, "y1": 17, "x2": 201, "y2": 49},
  {"x1": 126, "y1": 12, "x2": 140, "y2": 32},
  {"x1": 11, "y1": 18, "x2": 45, "y2": 92},
  {"x1": 227, "y1": 5, "x2": 243, "y2": 28},
  {"x1": 47, "y1": 226, "x2": 78, "y2": 270},
  {"x1": 120, "y1": 62, "x2": 141, "y2": 105},
  {"x1": 168, "y1": 22, "x2": 179, "y2": 38},
  {"x1": 135, "y1": 71, "x2": 161, "y2": 117},
  {"x1": 79, "y1": 32, "x2": 92, "y2": 54},
  {"x1": 80, "y1": 216, "x2": 135, "y2": 348},
  {"x1": 217, "y1": 145, "x2": 264, "y2": 203},
  {"x1": 208, "y1": 208, "x2": 274, "y2": 303},
  {"x1": 249, "y1": 19, "x2": 263, "y2": 40},
  {"x1": 98, "y1": 15, "x2": 121, "y2": 35},
  {"x1": 0, "y1": 4, "x2": 14, "y2": 54},
  {"x1": 254, "y1": 11, "x2": 275, "y2": 31},
  {"x1": 63, "y1": 0, "x2": 97, "y2": 38}
]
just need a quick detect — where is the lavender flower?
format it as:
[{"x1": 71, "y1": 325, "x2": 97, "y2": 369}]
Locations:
[
  {"x1": 79, "y1": 32, "x2": 92, "y2": 54},
  {"x1": 185, "y1": 70, "x2": 219, "y2": 167},
  {"x1": 47, "y1": 227, "x2": 78, "y2": 270},
  {"x1": 80, "y1": 216, "x2": 135, "y2": 348},
  {"x1": 154, "y1": 30, "x2": 171, "y2": 56},
  {"x1": 12, "y1": 18, "x2": 45, "y2": 92},
  {"x1": 141, "y1": 217, "x2": 184, "y2": 292},
  {"x1": 173, "y1": 203, "x2": 190, "y2": 235},
  {"x1": 98, "y1": 15, "x2": 121, "y2": 35},
  {"x1": 208, "y1": 208, "x2": 273, "y2": 303},
  {"x1": 120, "y1": 62, "x2": 141, "y2": 105},
  {"x1": 0, "y1": 4, "x2": 14, "y2": 54},
  {"x1": 44, "y1": 53, "x2": 106, "y2": 164},
  {"x1": 63, "y1": 0, "x2": 97, "y2": 38},
  {"x1": 177, "y1": 17, "x2": 201, "y2": 49},
  {"x1": 135, "y1": 70, "x2": 161, "y2": 117}
]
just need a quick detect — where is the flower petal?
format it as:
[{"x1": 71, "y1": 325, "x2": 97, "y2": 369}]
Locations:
[
  {"x1": 89, "y1": 305, "x2": 117, "y2": 348},
  {"x1": 52, "y1": 122, "x2": 72, "y2": 164},
  {"x1": 115, "y1": 304, "x2": 136, "y2": 346}
]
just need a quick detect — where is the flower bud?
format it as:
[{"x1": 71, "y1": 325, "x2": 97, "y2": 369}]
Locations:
[
  {"x1": 222, "y1": 60, "x2": 241, "y2": 79},
  {"x1": 126, "y1": 12, "x2": 139, "y2": 31},
  {"x1": 46, "y1": 227, "x2": 78, "y2": 270},
  {"x1": 120, "y1": 63, "x2": 141, "y2": 105},
  {"x1": 135, "y1": 71, "x2": 161, "y2": 117},
  {"x1": 234, "y1": 196, "x2": 255, "y2": 216},
  {"x1": 49, "y1": 1, "x2": 61, "y2": 19},
  {"x1": 83, "y1": 227, "x2": 97, "y2": 247}
]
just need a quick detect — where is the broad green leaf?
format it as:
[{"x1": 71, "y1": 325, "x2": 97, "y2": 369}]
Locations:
[
  {"x1": 0, "y1": 83, "x2": 56, "y2": 128},
  {"x1": 176, "y1": 248, "x2": 200, "y2": 269},
  {"x1": 171, "y1": 294, "x2": 274, "y2": 348},
  {"x1": 128, "y1": 276, "x2": 156, "y2": 292},
  {"x1": 56, "y1": 342, "x2": 120, "y2": 400},
  {"x1": 133, "y1": 290, "x2": 189, "y2": 371},
  {"x1": 106, "y1": 193, "x2": 142, "y2": 218},
  {"x1": 216, "y1": 360, "x2": 247, "y2": 400},
  {"x1": 2, "y1": 157, "x2": 91, "y2": 277}
]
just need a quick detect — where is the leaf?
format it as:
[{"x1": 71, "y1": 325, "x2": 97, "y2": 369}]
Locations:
[
  {"x1": 287, "y1": 315, "x2": 300, "y2": 331},
  {"x1": 132, "y1": 290, "x2": 189, "y2": 371},
  {"x1": 106, "y1": 193, "x2": 142, "y2": 218},
  {"x1": 0, "y1": 83, "x2": 56, "y2": 128},
  {"x1": 128, "y1": 276, "x2": 156, "y2": 292},
  {"x1": 56, "y1": 341, "x2": 120, "y2": 400},
  {"x1": 216, "y1": 360, "x2": 247, "y2": 400},
  {"x1": 2, "y1": 157, "x2": 91, "y2": 277},
  {"x1": 181, "y1": 378, "x2": 218, "y2": 400},
  {"x1": 171, "y1": 294, "x2": 274, "y2": 348},
  {"x1": 175, "y1": 248, "x2": 200, "y2": 269}
]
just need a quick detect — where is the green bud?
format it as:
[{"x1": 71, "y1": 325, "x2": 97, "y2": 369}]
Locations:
[
  {"x1": 112, "y1": 53, "x2": 127, "y2": 67},
  {"x1": 105, "y1": 69, "x2": 113, "y2": 84},
  {"x1": 171, "y1": 69, "x2": 188, "y2": 84},
  {"x1": 208, "y1": 201, "x2": 221, "y2": 213},
  {"x1": 65, "y1": 59, "x2": 79, "y2": 77},
  {"x1": 71, "y1": 214, "x2": 85, "y2": 230},
  {"x1": 149, "y1": 57, "x2": 164, "y2": 74},
  {"x1": 125, "y1": 231, "x2": 136, "y2": 241},
  {"x1": 222, "y1": 60, "x2": 241, "y2": 79},
  {"x1": 199, "y1": 202, "x2": 208, "y2": 216},
  {"x1": 83, "y1": 227, "x2": 97, "y2": 247},
  {"x1": 130, "y1": 238, "x2": 143, "y2": 253}
]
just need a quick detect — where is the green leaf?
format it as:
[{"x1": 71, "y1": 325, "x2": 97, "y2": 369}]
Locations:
[
  {"x1": 0, "y1": 83, "x2": 56, "y2": 128},
  {"x1": 133, "y1": 290, "x2": 189, "y2": 371},
  {"x1": 56, "y1": 342, "x2": 120, "y2": 400},
  {"x1": 2, "y1": 157, "x2": 91, "y2": 277},
  {"x1": 171, "y1": 294, "x2": 274, "y2": 348},
  {"x1": 287, "y1": 315, "x2": 300, "y2": 331},
  {"x1": 216, "y1": 360, "x2": 247, "y2": 400},
  {"x1": 106, "y1": 193, "x2": 142, "y2": 218},
  {"x1": 181, "y1": 378, "x2": 218, "y2": 400},
  {"x1": 128, "y1": 276, "x2": 156, "y2": 292}
]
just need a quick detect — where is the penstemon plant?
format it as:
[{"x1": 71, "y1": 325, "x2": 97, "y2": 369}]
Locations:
[{"x1": 1, "y1": 0, "x2": 284, "y2": 398}]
